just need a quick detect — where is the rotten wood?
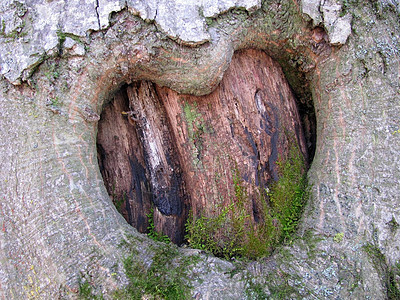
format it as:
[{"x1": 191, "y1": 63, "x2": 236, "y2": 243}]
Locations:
[
  {"x1": 157, "y1": 48, "x2": 307, "y2": 232},
  {"x1": 126, "y1": 82, "x2": 187, "y2": 244},
  {"x1": 97, "y1": 90, "x2": 152, "y2": 234},
  {"x1": 97, "y1": 49, "x2": 307, "y2": 243}
]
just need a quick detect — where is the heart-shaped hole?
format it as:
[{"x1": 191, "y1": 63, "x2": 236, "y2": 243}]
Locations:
[{"x1": 97, "y1": 49, "x2": 316, "y2": 257}]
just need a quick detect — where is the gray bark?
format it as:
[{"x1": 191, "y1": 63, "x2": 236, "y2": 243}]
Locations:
[{"x1": 0, "y1": 0, "x2": 399, "y2": 298}]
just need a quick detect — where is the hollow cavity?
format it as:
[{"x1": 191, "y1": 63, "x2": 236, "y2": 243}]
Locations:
[{"x1": 97, "y1": 49, "x2": 316, "y2": 249}]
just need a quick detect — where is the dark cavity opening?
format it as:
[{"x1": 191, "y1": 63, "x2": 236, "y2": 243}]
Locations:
[
  {"x1": 96, "y1": 49, "x2": 316, "y2": 246},
  {"x1": 97, "y1": 81, "x2": 187, "y2": 244}
]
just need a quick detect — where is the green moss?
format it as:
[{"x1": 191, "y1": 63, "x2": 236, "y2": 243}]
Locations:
[
  {"x1": 363, "y1": 243, "x2": 400, "y2": 299},
  {"x1": 43, "y1": 60, "x2": 61, "y2": 82},
  {"x1": 0, "y1": 20, "x2": 27, "y2": 41},
  {"x1": 388, "y1": 263, "x2": 400, "y2": 300},
  {"x1": 118, "y1": 234, "x2": 146, "y2": 254},
  {"x1": 1, "y1": 20, "x2": 5, "y2": 35},
  {"x1": 48, "y1": 96, "x2": 61, "y2": 107},
  {"x1": 185, "y1": 202, "x2": 245, "y2": 259},
  {"x1": 57, "y1": 30, "x2": 85, "y2": 45},
  {"x1": 268, "y1": 278, "x2": 300, "y2": 300},
  {"x1": 340, "y1": 0, "x2": 353, "y2": 17},
  {"x1": 113, "y1": 245, "x2": 192, "y2": 299},
  {"x1": 56, "y1": 29, "x2": 66, "y2": 46},
  {"x1": 185, "y1": 139, "x2": 309, "y2": 260},
  {"x1": 363, "y1": 242, "x2": 386, "y2": 271},
  {"x1": 244, "y1": 268, "x2": 304, "y2": 299},
  {"x1": 114, "y1": 192, "x2": 125, "y2": 215},
  {"x1": 182, "y1": 101, "x2": 207, "y2": 166},
  {"x1": 78, "y1": 275, "x2": 103, "y2": 300},
  {"x1": 388, "y1": 216, "x2": 399, "y2": 232},
  {"x1": 299, "y1": 230, "x2": 325, "y2": 260},
  {"x1": 245, "y1": 277, "x2": 269, "y2": 300},
  {"x1": 57, "y1": 30, "x2": 88, "y2": 52},
  {"x1": 109, "y1": 185, "x2": 125, "y2": 215},
  {"x1": 268, "y1": 139, "x2": 308, "y2": 243},
  {"x1": 205, "y1": 17, "x2": 214, "y2": 26}
]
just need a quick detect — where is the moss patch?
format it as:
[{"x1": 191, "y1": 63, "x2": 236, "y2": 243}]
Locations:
[
  {"x1": 185, "y1": 139, "x2": 309, "y2": 259},
  {"x1": 182, "y1": 101, "x2": 208, "y2": 167},
  {"x1": 112, "y1": 245, "x2": 194, "y2": 299}
]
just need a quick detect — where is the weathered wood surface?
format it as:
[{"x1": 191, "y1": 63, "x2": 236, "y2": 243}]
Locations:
[
  {"x1": 126, "y1": 82, "x2": 187, "y2": 244},
  {"x1": 97, "y1": 49, "x2": 307, "y2": 242},
  {"x1": 97, "y1": 91, "x2": 152, "y2": 233},
  {"x1": 158, "y1": 49, "x2": 307, "y2": 236},
  {"x1": 97, "y1": 82, "x2": 188, "y2": 244}
]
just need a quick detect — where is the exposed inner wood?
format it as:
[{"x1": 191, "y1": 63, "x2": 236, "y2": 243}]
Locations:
[
  {"x1": 97, "y1": 49, "x2": 308, "y2": 244},
  {"x1": 97, "y1": 90, "x2": 152, "y2": 234}
]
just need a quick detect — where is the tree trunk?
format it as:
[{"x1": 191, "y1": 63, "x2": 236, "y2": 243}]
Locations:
[{"x1": 0, "y1": 0, "x2": 399, "y2": 298}]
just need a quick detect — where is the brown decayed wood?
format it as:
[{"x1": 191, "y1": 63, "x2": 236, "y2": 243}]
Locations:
[
  {"x1": 97, "y1": 91, "x2": 152, "y2": 233},
  {"x1": 97, "y1": 49, "x2": 307, "y2": 242}
]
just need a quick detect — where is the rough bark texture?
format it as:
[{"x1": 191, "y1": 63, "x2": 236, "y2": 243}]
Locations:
[{"x1": 0, "y1": 0, "x2": 399, "y2": 299}]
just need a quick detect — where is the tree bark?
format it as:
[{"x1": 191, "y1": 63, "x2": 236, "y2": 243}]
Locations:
[{"x1": 0, "y1": 1, "x2": 399, "y2": 298}]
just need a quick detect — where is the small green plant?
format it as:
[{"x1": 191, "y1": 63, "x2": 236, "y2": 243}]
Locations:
[
  {"x1": 113, "y1": 245, "x2": 191, "y2": 299},
  {"x1": 146, "y1": 208, "x2": 171, "y2": 243},
  {"x1": 267, "y1": 140, "x2": 308, "y2": 243},
  {"x1": 49, "y1": 96, "x2": 60, "y2": 106},
  {"x1": 334, "y1": 232, "x2": 344, "y2": 243}
]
